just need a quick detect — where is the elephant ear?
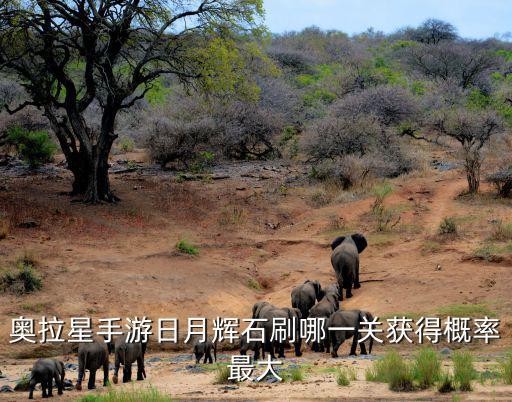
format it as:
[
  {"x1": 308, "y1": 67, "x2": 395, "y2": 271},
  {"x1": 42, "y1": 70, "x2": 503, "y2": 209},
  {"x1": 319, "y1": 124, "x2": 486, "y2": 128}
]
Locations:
[
  {"x1": 351, "y1": 233, "x2": 368, "y2": 253},
  {"x1": 331, "y1": 236, "x2": 346, "y2": 250}
]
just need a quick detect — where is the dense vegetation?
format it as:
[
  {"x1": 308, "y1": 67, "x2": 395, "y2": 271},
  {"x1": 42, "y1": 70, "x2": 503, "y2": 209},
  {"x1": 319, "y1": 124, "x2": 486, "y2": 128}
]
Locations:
[{"x1": 2, "y1": 14, "x2": 512, "y2": 198}]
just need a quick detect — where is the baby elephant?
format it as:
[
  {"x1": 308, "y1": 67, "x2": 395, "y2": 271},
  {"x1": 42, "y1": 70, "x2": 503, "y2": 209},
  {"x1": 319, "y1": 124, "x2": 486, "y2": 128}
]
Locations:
[
  {"x1": 193, "y1": 338, "x2": 217, "y2": 364},
  {"x1": 328, "y1": 309, "x2": 375, "y2": 358},
  {"x1": 110, "y1": 337, "x2": 147, "y2": 384},
  {"x1": 28, "y1": 358, "x2": 65, "y2": 399},
  {"x1": 239, "y1": 332, "x2": 263, "y2": 360}
]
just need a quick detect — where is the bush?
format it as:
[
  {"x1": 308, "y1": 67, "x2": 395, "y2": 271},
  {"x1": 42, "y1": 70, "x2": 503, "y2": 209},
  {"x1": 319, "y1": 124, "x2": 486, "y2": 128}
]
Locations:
[
  {"x1": 500, "y1": 352, "x2": 512, "y2": 385},
  {"x1": 437, "y1": 370, "x2": 455, "y2": 393},
  {"x1": 6, "y1": 127, "x2": 57, "y2": 168},
  {"x1": 0, "y1": 258, "x2": 42, "y2": 295},
  {"x1": 452, "y1": 350, "x2": 476, "y2": 391},
  {"x1": 412, "y1": 347, "x2": 441, "y2": 389},
  {"x1": 438, "y1": 217, "x2": 457, "y2": 235},
  {"x1": 366, "y1": 351, "x2": 414, "y2": 391},
  {"x1": 175, "y1": 239, "x2": 199, "y2": 256},
  {"x1": 77, "y1": 386, "x2": 172, "y2": 402},
  {"x1": 490, "y1": 220, "x2": 512, "y2": 241},
  {"x1": 119, "y1": 137, "x2": 135, "y2": 153},
  {"x1": 289, "y1": 367, "x2": 304, "y2": 382},
  {"x1": 336, "y1": 367, "x2": 357, "y2": 386},
  {"x1": 214, "y1": 365, "x2": 233, "y2": 384}
]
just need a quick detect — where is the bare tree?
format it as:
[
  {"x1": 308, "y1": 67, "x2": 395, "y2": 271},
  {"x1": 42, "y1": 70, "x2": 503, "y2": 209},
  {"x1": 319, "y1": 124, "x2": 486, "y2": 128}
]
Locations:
[
  {"x1": 412, "y1": 19, "x2": 458, "y2": 44},
  {"x1": 0, "y1": 0, "x2": 263, "y2": 202}
]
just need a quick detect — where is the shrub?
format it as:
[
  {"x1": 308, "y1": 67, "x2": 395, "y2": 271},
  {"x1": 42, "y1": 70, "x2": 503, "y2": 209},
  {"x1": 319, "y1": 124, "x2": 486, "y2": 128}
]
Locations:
[
  {"x1": 6, "y1": 127, "x2": 57, "y2": 168},
  {"x1": 437, "y1": 370, "x2": 455, "y2": 393},
  {"x1": 499, "y1": 352, "x2": 512, "y2": 385},
  {"x1": 438, "y1": 217, "x2": 457, "y2": 235},
  {"x1": 119, "y1": 137, "x2": 135, "y2": 153},
  {"x1": 336, "y1": 367, "x2": 357, "y2": 386},
  {"x1": 452, "y1": 350, "x2": 476, "y2": 391},
  {"x1": 247, "y1": 277, "x2": 261, "y2": 291},
  {"x1": 214, "y1": 365, "x2": 233, "y2": 384},
  {"x1": 289, "y1": 366, "x2": 304, "y2": 382},
  {"x1": 175, "y1": 239, "x2": 199, "y2": 256},
  {"x1": 413, "y1": 347, "x2": 441, "y2": 389},
  {"x1": 371, "y1": 183, "x2": 400, "y2": 231},
  {"x1": 77, "y1": 386, "x2": 172, "y2": 402},
  {"x1": 0, "y1": 259, "x2": 42, "y2": 295},
  {"x1": 490, "y1": 220, "x2": 512, "y2": 241},
  {"x1": 366, "y1": 351, "x2": 414, "y2": 391}
]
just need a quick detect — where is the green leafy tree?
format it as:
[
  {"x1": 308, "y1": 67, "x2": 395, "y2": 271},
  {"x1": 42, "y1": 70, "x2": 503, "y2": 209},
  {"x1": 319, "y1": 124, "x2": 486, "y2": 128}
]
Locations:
[{"x1": 0, "y1": 0, "x2": 264, "y2": 202}]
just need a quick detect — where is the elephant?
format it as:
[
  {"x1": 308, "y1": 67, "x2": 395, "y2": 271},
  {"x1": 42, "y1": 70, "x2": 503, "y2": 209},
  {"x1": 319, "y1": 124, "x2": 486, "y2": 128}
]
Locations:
[
  {"x1": 328, "y1": 309, "x2": 375, "y2": 358},
  {"x1": 109, "y1": 336, "x2": 147, "y2": 384},
  {"x1": 331, "y1": 233, "x2": 368, "y2": 300},
  {"x1": 239, "y1": 332, "x2": 263, "y2": 360},
  {"x1": 193, "y1": 338, "x2": 217, "y2": 364},
  {"x1": 258, "y1": 305, "x2": 302, "y2": 359},
  {"x1": 252, "y1": 301, "x2": 275, "y2": 319},
  {"x1": 28, "y1": 358, "x2": 65, "y2": 399},
  {"x1": 76, "y1": 337, "x2": 109, "y2": 391},
  {"x1": 308, "y1": 284, "x2": 341, "y2": 353},
  {"x1": 291, "y1": 280, "x2": 324, "y2": 319}
]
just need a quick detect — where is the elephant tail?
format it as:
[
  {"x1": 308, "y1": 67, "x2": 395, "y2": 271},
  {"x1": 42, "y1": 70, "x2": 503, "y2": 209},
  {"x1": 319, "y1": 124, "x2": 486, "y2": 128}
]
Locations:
[{"x1": 213, "y1": 341, "x2": 218, "y2": 362}]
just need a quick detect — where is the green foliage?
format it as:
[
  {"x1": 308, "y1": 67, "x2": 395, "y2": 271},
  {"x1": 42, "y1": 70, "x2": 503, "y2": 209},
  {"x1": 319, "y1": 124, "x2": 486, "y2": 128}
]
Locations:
[
  {"x1": 490, "y1": 220, "x2": 512, "y2": 241},
  {"x1": 411, "y1": 81, "x2": 426, "y2": 95},
  {"x1": 366, "y1": 351, "x2": 414, "y2": 391},
  {"x1": 214, "y1": 364, "x2": 233, "y2": 384},
  {"x1": 1, "y1": 258, "x2": 42, "y2": 295},
  {"x1": 437, "y1": 370, "x2": 455, "y2": 393},
  {"x1": 304, "y1": 88, "x2": 336, "y2": 106},
  {"x1": 412, "y1": 347, "x2": 441, "y2": 389},
  {"x1": 336, "y1": 367, "x2": 357, "y2": 386},
  {"x1": 467, "y1": 89, "x2": 492, "y2": 110},
  {"x1": 436, "y1": 303, "x2": 495, "y2": 318},
  {"x1": 7, "y1": 127, "x2": 57, "y2": 168},
  {"x1": 144, "y1": 78, "x2": 172, "y2": 106},
  {"x1": 288, "y1": 366, "x2": 304, "y2": 382},
  {"x1": 438, "y1": 217, "x2": 457, "y2": 235},
  {"x1": 119, "y1": 137, "x2": 135, "y2": 153},
  {"x1": 371, "y1": 183, "x2": 399, "y2": 231},
  {"x1": 452, "y1": 350, "x2": 476, "y2": 391},
  {"x1": 500, "y1": 351, "x2": 512, "y2": 384},
  {"x1": 175, "y1": 239, "x2": 199, "y2": 256},
  {"x1": 246, "y1": 277, "x2": 261, "y2": 291},
  {"x1": 77, "y1": 386, "x2": 172, "y2": 402}
]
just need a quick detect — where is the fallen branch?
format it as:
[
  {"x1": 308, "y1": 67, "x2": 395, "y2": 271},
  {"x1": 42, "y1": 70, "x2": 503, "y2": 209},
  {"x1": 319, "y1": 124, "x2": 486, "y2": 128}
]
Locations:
[{"x1": 359, "y1": 279, "x2": 385, "y2": 283}]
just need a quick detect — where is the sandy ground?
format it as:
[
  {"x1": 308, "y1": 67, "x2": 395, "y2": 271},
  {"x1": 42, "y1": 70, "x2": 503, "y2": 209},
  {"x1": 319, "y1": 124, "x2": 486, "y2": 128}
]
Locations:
[{"x1": 1, "y1": 150, "x2": 512, "y2": 400}]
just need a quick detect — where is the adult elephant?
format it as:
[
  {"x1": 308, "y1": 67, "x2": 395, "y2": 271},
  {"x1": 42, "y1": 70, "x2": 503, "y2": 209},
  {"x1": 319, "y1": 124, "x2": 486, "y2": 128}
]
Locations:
[
  {"x1": 76, "y1": 337, "x2": 109, "y2": 390},
  {"x1": 109, "y1": 337, "x2": 147, "y2": 384},
  {"x1": 308, "y1": 284, "x2": 341, "y2": 353},
  {"x1": 328, "y1": 309, "x2": 375, "y2": 358},
  {"x1": 28, "y1": 358, "x2": 65, "y2": 399},
  {"x1": 331, "y1": 234, "x2": 368, "y2": 300},
  {"x1": 291, "y1": 280, "x2": 324, "y2": 319},
  {"x1": 255, "y1": 304, "x2": 302, "y2": 359}
]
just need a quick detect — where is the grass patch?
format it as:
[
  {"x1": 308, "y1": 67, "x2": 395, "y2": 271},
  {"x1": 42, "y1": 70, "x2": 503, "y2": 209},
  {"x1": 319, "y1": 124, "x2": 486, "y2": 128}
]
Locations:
[
  {"x1": 437, "y1": 370, "x2": 455, "y2": 393},
  {"x1": 421, "y1": 240, "x2": 441, "y2": 255},
  {"x1": 489, "y1": 220, "x2": 512, "y2": 241},
  {"x1": 288, "y1": 366, "x2": 304, "y2": 382},
  {"x1": 77, "y1": 386, "x2": 172, "y2": 402},
  {"x1": 247, "y1": 277, "x2": 261, "y2": 291},
  {"x1": 1, "y1": 257, "x2": 42, "y2": 295},
  {"x1": 119, "y1": 137, "x2": 135, "y2": 153},
  {"x1": 438, "y1": 217, "x2": 457, "y2": 235},
  {"x1": 366, "y1": 351, "x2": 414, "y2": 391},
  {"x1": 218, "y1": 206, "x2": 246, "y2": 226},
  {"x1": 336, "y1": 367, "x2": 357, "y2": 386},
  {"x1": 175, "y1": 239, "x2": 199, "y2": 256},
  {"x1": 452, "y1": 350, "x2": 476, "y2": 391},
  {"x1": 214, "y1": 364, "x2": 233, "y2": 384},
  {"x1": 436, "y1": 303, "x2": 496, "y2": 318},
  {"x1": 412, "y1": 347, "x2": 441, "y2": 389},
  {"x1": 20, "y1": 302, "x2": 49, "y2": 313},
  {"x1": 499, "y1": 351, "x2": 512, "y2": 384},
  {"x1": 473, "y1": 242, "x2": 512, "y2": 261}
]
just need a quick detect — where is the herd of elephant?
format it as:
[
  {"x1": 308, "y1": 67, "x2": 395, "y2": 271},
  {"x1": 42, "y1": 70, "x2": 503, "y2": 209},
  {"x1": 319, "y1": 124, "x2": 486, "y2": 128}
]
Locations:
[
  {"x1": 27, "y1": 336, "x2": 146, "y2": 399},
  {"x1": 235, "y1": 233, "x2": 375, "y2": 361},
  {"x1": 26, "y1": 233, "x2": 371, "y2": 399}
]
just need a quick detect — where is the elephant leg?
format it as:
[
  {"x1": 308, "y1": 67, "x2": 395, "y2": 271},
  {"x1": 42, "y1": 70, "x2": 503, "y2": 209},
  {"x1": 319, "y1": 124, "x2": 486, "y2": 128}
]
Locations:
[
  {"x1": 41, "y1": 381, "x2": 48, "y2": 398},
  {"x1": 208, "y1": 351, "x2": 213, "y2": 364},
  {"x1": 345, "y1": 278, "x2": 353, "y2": 299},
  {"x1": 47, "y1": 378, "x2": 53, "y2": 397},
  {"x1": 88, "y1": 369, "x2": 97, "y2": 390},
  {"x1": 28, "y1": 378, "x2": 36, "y2": 399},
  {"x1": 324, "y1": 334, "x2": 330, "y2": 354},
  {"x1": 360, "y1": 340, "x2": 368, "y2": 355},
  {"x1": 76, "y1": 357, "x2": 85, "y2": 390},
  {"x1": 54, "y1": 372, "x2": 63, "y2": 395},
  {"x1": 103, "y1": 360, "x2": 109, "y2": 386},
  {"x1": 331, "y1": 338, "x2": 343, "y2": 358},
  {"x1": 254, "y1": 345, "x2": 260, "y2": 361},
  {"x1": 294, "y1": 338, "x2": 303, "y2": 357},
  {"x1": 354, "y1": 262, "x2": 361, "y2": 289},
  {"x1": 123, "y1": 363, "x2": 132, "y2": 383},
  {"x1": 312, "y1": 341, "x2": 318, "y2": 352},
  {"x1": 112, "y1": 355, "x2": 120, "y2": 384},
  {"x1": 136, "y1": 356, "x2": 144, "y2": 381},
  {"x1": 349, "y1": 336, "x2": 358, "y2": 356},
  {"x1": 278, "y1": 343, "x2": 285, "y2": 359}
]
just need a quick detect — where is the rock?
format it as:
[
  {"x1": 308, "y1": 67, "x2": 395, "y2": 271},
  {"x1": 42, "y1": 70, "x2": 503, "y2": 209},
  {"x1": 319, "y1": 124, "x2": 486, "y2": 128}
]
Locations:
[
  {"x1": 440, "y1": 347, "x2": 452, "y2": 355},
  {"x1": 14, "y1": 377, "x2": 31, "y2": 391},
  {"x1": 64, "y1": 363, "x2": 78, "y2": 371},
  {"x1": 147, "y1": 357, "x2": 162, "y2": 363},
  {"x1": 435, "y1": 264, "x2": 442, "y2": 271},
  {"x1": 0, "y1": 385, "x2": 14, "y2": 393},
  {"x1": 18, "y1": 221, "x2": 39, "y2": 229},
  {"x1": 219, "y1": 385, "x2": 238, "y2": 391},
  {"x1": 62, "y1": 379, "x2": 74, "y2": 390}
]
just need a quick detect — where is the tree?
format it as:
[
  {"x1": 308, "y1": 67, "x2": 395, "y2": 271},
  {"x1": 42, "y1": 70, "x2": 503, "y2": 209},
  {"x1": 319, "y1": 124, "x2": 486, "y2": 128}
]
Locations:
[
  {"x1": 0, "y1": 0, "x2": 264, "y2": 202},
  {"x1": 411, "y1": 19, "x2": 457, "y2": 44}
]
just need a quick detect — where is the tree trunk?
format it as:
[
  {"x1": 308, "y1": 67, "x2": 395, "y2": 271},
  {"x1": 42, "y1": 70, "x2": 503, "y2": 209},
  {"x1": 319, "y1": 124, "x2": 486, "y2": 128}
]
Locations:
[
  {"x1": 465, "y1": 154, "x2": 481, "y2": 194},
  {"x1": 83, "y1": 142, "x2": 117, "y2": 204}
]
